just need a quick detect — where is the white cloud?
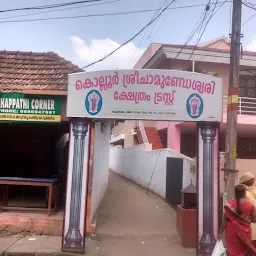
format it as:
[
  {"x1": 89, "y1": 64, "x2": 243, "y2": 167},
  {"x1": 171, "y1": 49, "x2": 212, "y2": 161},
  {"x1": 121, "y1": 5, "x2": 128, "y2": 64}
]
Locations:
[
  {"x1": 70, "y1": 36, "x2": 145, "y2": 71},
  {"x1": 247, "y1": 36, "x2": 256, "y2": 51}
]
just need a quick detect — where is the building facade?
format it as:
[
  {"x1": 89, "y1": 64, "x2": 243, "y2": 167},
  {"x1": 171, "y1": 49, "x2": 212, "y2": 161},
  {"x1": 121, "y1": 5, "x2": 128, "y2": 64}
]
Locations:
[
  {"x1": 110, "y1": 36, "x2": 256, "y2": 184},
  {"x1": 114, "y1": 36, "x2": 256, "y2": 157},
  {"x1": 0, "y1": 51, "x2": 109, "y2": 235}
]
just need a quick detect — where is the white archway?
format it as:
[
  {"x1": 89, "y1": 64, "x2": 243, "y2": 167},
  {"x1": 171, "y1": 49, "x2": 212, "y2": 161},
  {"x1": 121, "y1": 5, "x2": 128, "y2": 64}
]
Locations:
[{"x1": 63, "y1": 69, "x2": 223, "y2": 254}]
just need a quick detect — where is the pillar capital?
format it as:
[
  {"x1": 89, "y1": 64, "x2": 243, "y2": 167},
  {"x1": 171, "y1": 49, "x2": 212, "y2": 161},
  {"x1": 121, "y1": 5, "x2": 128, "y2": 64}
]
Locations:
[
  {"x1": 72, "y1": 118, "x2": 89, "y2": 136},
  {"x1": 200, "y1": 122, "x2": 217, "y2": 142}
]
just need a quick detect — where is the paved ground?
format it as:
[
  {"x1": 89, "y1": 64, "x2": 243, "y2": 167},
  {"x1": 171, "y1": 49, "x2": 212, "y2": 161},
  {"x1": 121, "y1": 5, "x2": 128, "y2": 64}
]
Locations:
[
  {"x1": 94, "y1": 171, "x2": 195, "y2": 256},
  {"x1": 0, "y1": 171, "x2": 195, "y2": 255},
  {"x1": 0, "y1": 235, "x2": 98, "y2": 255}
]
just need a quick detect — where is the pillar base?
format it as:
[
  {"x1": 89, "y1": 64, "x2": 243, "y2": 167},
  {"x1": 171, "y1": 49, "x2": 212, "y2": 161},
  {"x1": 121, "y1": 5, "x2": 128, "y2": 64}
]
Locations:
[
  {"x1": 199, "y1": 233, "x2": 216, "y2": 255},
  {"x1": 64, "y1": 228, "x2": 82, "y2": 248},
  {"x1": 62, "y1": 245, "x2": 84, "y2": 254}
]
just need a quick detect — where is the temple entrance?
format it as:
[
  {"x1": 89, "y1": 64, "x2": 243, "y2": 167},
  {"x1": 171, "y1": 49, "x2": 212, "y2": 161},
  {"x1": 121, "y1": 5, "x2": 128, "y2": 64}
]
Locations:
[{"x1": 64, "y1": 69, "x2": 223, "y2": 254}]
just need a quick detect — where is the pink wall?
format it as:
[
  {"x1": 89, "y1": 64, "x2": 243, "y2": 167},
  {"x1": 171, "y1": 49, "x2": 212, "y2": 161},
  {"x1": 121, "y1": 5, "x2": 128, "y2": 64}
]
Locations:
[
  {"x1": 153, "y1": 59, "x2": 230, "y2": 153},
  {"x1": 156, "y1": 121, "x2": 182, "y2": 151},
  {"x1": 223, "y1": 114, "x2": 256, "y2": 125},
  {"x1": 157, "y1": 113, "x2": 256, "y2": 150},
  {"x1": 167, "y1": 123, "x2": 181, "y2": 152},
  {"x1": 134, "y1": 43, "x2": 162, "y2": 69},
  {"x1": 141, "y1": 45, "x2": 256, "y2": 153},
  {"x1": 156, "y1": 121, "x2": 170, "y2": 130},
  {"x1": 155, "y1": 61, "x2": 230, "y2": 96}
]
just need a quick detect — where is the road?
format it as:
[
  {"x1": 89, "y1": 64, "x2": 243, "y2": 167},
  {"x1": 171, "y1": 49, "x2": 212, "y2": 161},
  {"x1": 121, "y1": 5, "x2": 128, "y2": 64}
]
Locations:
[{"x1": 95, "y1": 171, "x2": 196, "y2": 256}]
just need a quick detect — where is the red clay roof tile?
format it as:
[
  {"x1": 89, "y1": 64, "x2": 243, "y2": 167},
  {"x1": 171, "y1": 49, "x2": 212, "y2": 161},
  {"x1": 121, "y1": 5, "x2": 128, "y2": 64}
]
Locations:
[{"x1": 0, "y1": 51, "x2": 81, "y2": 92}]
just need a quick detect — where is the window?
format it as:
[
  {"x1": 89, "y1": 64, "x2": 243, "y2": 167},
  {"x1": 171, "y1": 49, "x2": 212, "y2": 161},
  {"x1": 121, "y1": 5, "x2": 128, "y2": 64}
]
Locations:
[
  {"x1": 239, "y1": 87, "x2": 244, "y2": 97},
  {"x1": 248, "y1": 88, "x2": 256, "y2": 97},
  {"x1": 239, "y1": 76, "x2": 256, "y2": 98}
]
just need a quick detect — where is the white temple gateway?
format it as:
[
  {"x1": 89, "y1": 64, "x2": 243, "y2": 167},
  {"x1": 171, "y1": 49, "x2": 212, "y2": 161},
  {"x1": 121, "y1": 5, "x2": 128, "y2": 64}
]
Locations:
[{"x1": 64, "y1": 68, "x2": 223, "y2": 254}]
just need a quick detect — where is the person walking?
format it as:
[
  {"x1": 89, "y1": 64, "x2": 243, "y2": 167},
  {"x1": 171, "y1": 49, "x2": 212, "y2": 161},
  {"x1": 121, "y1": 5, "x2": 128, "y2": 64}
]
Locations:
[
  {"x1": 219, "y1": 184, "x2": 256, "y2": 255},
  {"x1": 240, "y1": 172, "x2": 256, "y2": 244}
]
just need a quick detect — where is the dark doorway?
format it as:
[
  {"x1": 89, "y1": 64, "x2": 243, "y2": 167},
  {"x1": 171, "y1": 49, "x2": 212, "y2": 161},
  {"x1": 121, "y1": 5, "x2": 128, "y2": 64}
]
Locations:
[
  {"x1": 180, "y1": 134, "x2": 196, "y2": 158},
  {"x1": 0, "y1": 122, "x2": 69, "y2": 207},
  {"x1": 158, "y1": 129, "x2": 167, "y2": 148},
  {"x1": 166, "y1": 157, "x2": 183, "y2": 205}
]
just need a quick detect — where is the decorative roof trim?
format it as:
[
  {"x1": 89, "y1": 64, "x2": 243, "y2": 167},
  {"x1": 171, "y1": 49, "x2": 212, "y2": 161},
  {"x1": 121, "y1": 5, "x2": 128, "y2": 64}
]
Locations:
[{"x1": 199, "y1": 35, "x2": 230, "y2": 47}]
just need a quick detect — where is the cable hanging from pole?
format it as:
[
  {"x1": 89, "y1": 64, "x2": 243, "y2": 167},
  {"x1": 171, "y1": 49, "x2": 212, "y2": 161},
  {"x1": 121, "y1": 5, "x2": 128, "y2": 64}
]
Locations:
[
  {"x1": 183, "y1": 0, "x2": 225, "y2": 71},
  {"x1": 0, "y1": 0, "x2": 108, "y2": 13},
  {"x1": 80, "y1": 0, "x2": 177, "y2": 70},
  {"x1": 0, "y1": 2, "x2": 231, "y2": 24},
  {"x1": 173, "y1": 0, "x2": 228, "y2": 62},
  {"x1": 128, "y1": 0, "x2": 172, "y2": 68},
  {"x1": 0, "y1": 0, "x2": 119, "y2": 21}
]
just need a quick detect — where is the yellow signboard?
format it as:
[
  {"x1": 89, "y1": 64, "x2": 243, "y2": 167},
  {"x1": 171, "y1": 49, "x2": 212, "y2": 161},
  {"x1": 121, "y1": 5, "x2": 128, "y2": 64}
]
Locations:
[{"x1": 0, "y1": 113, "x2": 61, "y2": 122}]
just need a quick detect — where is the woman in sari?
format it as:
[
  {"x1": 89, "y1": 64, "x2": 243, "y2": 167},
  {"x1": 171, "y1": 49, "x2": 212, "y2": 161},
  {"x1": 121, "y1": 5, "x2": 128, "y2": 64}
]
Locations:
[
  {"x1": 240, "y1": 172, "x2": 256, "y2": 245},
  {"x1": 219, "y1": 184, "x2": 256, "y2": 256}
]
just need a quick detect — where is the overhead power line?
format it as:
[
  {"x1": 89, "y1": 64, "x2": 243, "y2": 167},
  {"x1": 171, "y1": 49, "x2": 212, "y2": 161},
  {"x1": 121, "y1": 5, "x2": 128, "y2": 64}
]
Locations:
[
  {"x1": 81, "y1": 0, "x2": 177, "y2": 70},
  {"x1": 243, "y1": 1, "x2": 256, "y2": 11},
  {"x1": 186, "y1": 1, "x2": 214, "y2": 54},
  {"x1": 242, "y1": 1, "x2": 256, "y2": 26},
  {"x1": 173, "y1": 0, "x2": 227, "y2": 67},
  {"x1": 128, "y1": 0, "x2": 172, "y2": 67},
  {"x1": 0, "y1": 0, "x2": 108, "y2": 14},
  {"x1": 225, "y1": 0, "x2": 256, "y2": 29},
  {"x1": 242, "y1": 0, "x2": 256, "y2": 9},
  {"x1": 242, "y1": 2, "x2": 256, "y2": 10},
  {"x1": 0, "y1": 1, "x2": 232, "y2": 23},
  {"x1": 242, "y1": 13, "x2": 256, "y2": 26},
  {"x1": 180, "y1": 0, "x2": 228, "y2": 65},
  {"x1": 148, "y1": 1, "x2": 176, "y2": 42},
  {"x1": 241, "y1": 0, "x2": 256, "y2": 26},
  {"x1": 131, "y1": 0, "x2": 179, "y2": 68},
  {"x1": 0, "y1": 9, "x2": 172, "y2": 23},
  {"x1": 183, "y1": 0, "x2": 221, "y2": 70},
  {"x1": 174, "y1": 1, "x2": 214, "y2": 60},
  {"x1": 0, "y1": 0, "x2": 119, "y2": 20}
]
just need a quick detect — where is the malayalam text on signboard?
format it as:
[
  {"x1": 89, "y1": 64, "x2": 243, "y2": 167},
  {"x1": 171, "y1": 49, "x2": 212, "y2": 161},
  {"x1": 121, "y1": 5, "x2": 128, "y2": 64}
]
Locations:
[
  {"x1": 67, "y1": 69, "x2": 223, "y2": 122},
  {"x1": 0, "y1": 93, "x2": 61, "y2": 123}
]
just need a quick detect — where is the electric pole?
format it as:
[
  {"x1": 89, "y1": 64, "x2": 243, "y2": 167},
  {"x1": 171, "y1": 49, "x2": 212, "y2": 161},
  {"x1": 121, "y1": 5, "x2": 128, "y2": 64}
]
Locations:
[{"x1": 223, "y1": 0, "x2": 242, "y2": 203}]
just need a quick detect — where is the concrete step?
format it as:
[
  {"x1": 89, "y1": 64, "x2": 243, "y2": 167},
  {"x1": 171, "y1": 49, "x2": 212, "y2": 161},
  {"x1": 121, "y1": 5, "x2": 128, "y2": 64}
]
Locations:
[{"x1": 1, "y1": 235, "x2": 98, "y2": 256}]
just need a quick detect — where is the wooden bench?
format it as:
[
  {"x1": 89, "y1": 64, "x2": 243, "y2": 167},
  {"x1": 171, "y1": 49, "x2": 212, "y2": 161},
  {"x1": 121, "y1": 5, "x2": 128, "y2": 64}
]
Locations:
[{"x1": 0, "y1": 177, "x2": 58, "y2": 216}]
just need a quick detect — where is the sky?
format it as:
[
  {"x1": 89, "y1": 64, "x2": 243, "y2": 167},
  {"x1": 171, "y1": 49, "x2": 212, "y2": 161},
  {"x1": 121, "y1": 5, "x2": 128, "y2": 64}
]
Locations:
[{"x1": 1, "y1": 0, "x2": 256, "y2": 71}]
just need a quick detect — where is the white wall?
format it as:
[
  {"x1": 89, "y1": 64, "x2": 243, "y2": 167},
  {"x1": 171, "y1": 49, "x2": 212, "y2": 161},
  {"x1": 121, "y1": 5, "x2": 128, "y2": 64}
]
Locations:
[
  {"x1": 91, "y1": 122, "x2": 111, "y2": 220},
  {"x1": 109, "y1": 144, "x2": 195, "y2": 199}
]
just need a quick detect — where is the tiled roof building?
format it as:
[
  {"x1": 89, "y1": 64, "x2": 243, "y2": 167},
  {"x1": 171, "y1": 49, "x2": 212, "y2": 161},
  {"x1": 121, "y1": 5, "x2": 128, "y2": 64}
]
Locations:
[{"x1": 0, "y1": 51, "x2": 81, "y2": 93}]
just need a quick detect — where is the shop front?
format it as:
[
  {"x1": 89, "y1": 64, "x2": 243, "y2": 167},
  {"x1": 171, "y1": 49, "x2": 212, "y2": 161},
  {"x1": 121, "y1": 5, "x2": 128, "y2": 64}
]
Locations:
[
  {"x1": 0, "y1": 93, "x2": 71, "y2": 234},
  {"x1": 0, "y1": 50, "x2": 99, "y2": 238}
]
